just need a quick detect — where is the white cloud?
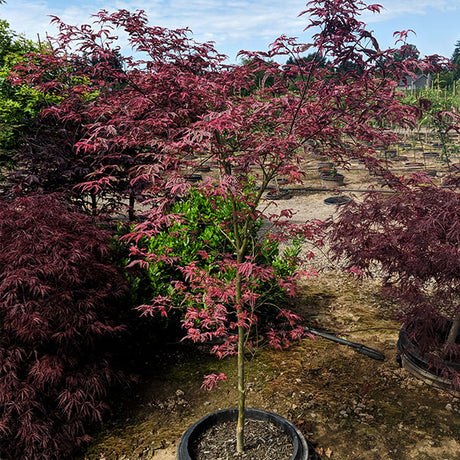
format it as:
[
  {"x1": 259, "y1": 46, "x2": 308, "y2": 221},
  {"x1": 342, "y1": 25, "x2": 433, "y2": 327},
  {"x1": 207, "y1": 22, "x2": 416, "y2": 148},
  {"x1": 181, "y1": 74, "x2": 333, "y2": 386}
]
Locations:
[
  {"x1": 1, "y1": 0, "x2": 459, "y2": 61},
  {"x1": 1, "y1": 0, "x2": 309, "y2": 60},
  {"x1": 363, "y1": 0, "x2": 460, "y2": 22}
]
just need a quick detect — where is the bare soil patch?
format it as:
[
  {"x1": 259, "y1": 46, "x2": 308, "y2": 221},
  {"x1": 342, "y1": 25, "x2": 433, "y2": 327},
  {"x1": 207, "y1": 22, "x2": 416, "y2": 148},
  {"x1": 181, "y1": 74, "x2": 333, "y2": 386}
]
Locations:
[{"x1": 190, "y1": 418, "x2": 293, "y2": 460}]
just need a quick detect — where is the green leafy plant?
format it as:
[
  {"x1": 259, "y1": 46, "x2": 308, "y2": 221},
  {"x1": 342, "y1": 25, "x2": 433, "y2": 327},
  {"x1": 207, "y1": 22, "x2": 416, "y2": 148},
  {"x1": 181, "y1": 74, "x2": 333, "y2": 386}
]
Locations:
[
  {"x1": 117, "y1": 189, "x2": 301, "y2": 319},
  {"x1": 404, "y1": 87, "x2": 460, "y2": 164},
  {"x1": 0, "y1": 20, "x2": 42, "y2": 168}
]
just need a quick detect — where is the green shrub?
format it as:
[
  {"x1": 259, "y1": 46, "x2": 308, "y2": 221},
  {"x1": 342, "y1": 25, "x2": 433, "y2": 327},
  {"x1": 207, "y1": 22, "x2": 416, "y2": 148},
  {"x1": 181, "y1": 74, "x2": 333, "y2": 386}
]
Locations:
[{"x1": 115, "y1": 189, "x2": 301, "y2": 326}]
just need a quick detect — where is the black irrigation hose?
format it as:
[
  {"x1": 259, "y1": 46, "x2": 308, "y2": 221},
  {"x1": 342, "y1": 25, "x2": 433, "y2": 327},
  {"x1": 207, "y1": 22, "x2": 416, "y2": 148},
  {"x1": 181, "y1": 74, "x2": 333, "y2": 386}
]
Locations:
[
  {"x1": 266, "y1": 185, "x2": 395, "y2": 194},
  {"x1": 338, "y1": 326, "x2": 400, "y2": 334},
  {"x1": 304, "y1": 326, "x2": 386, "y2": 361}
]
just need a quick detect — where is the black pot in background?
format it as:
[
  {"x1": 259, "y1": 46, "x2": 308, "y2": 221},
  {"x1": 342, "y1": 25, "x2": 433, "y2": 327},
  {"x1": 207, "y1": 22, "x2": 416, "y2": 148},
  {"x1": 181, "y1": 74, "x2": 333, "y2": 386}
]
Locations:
[
  {"x1": 177, "y1": 407, "x2": 309, "y2": 460},
  {"x1": 324, "y1": 196, "x2": 352, "y2": 206},
  {"x1": 183, "y1": 173, "x2": 202, "y2": 183},
  {"x1": 318, "y1": 166, "x2": 337, "y2": 176},
  {"x1": 266, "y1": 188, "x2": 292, "y2": 200},
  {"x1": 397, "y1": 321, "x2": 460, "y2": 392},
  {"x1": 320, "y1": 173, "x2": 345, "y2": 186},
  {"x1": 404, "y1": 162, "x2": 424, "y2": 169}
]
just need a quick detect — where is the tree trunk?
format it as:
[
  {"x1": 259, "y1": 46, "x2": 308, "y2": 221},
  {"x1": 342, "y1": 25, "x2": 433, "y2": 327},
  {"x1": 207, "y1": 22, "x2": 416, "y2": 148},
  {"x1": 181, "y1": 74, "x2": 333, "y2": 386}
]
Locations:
[
  {"x1": 235, "y1": 272, "x2": 245, "y2": 454},
  {"x1": 232, "y1": 180, "x2": 268, "y2": 454},
  {"x1": 446, "y1": 313, "x2": 460, "y2": 345},
  {"x1": 236, "y1": 323, "x2": 246, "y2": 454},
  {"x1": 128, "y1": 191, "x2": 135, "y2": 222}
]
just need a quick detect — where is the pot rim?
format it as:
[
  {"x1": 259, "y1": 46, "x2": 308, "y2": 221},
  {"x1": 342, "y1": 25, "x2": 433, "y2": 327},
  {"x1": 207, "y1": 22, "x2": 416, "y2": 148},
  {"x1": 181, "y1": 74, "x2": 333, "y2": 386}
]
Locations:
[
  {"x1": 397, "y1": 321, "x2": 460, "y2": 392},
  {"x1": 320, "y1": 173, "x2": 344, "y2": 179},
  {"x1": 177, "y1": 407, "x2": 309, "y2": 460},
  {"x1": 397, "y1": 321, "x2": 460, "y2": 370}
]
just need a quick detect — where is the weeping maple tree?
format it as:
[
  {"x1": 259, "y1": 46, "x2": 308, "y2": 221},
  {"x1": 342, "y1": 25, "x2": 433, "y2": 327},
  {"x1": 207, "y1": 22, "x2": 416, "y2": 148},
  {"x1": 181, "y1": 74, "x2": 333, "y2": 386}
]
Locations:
[
  {"x1": 10, "y1": 0, "x2": 450, "y2": 454},
  {"x1": 0, "y1": 194, "x2": 127, "y2": 459},
  {"x1": 328, "y1": 181, "x2": 460, "y2": 386}
]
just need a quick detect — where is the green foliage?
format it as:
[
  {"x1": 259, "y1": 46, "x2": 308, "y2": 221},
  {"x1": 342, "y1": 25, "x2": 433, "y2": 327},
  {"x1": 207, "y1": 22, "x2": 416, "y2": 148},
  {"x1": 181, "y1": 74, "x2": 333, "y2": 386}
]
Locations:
[
  {"x1": 0, "y1": 20, "x2": 37, "y2": 67},
  {"x1": 433, "y1": 71, "x2": 455, "y2": 89},
  {"x1": 0, "y1": 75, "x2": 40, "y2": 147},
  {"x1": 403, "y1": 87, "x2": 460, "y2": 162},
  {"x1": 115, "y1": 190, "x2": 300, "y2": 314},
  {"x1": 286, "y1": 52, "x2": 328, "y2": 68},
  {"x1": 0, "y1": 21, "x2": 42, "y2": 166},
  {"x1": 451, "y1": 39, "x2": 460, "y2": 81}
]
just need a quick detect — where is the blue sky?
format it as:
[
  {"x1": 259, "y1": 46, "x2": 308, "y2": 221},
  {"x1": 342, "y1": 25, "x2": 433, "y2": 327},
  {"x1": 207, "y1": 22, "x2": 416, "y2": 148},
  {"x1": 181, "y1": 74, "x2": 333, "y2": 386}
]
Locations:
[{"x1": 1, "y1": 0, "x2": 460, "y2": 63}]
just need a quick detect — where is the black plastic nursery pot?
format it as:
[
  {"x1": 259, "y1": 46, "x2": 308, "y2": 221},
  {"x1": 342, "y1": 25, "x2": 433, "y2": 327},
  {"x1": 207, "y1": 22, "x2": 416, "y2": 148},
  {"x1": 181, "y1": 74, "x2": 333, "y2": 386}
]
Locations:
[
  {"x1": 324, "y1": 196, "x2": 352, "y2": 206},
  {"x1": 266, "y1": 188, "x2": 292, "y2": 200},
  {"x1": 320, "y1": 173, "x2": 345, "y2": 186},
  {"x1": 318, "y1": 166, "x2": 337, "y2": 176},
  {"x1": 183, "y1": 173, "x2": 203, "y2": 183},
  {"x1": 177, "y1": 407, "x2": 310, "y2": 460},
  {"x1": 404, "y1": 162, "x2": 424, "y2": 169},
  {"x1": 397, "y1": 321, "x2": 460, "y2": 392}
]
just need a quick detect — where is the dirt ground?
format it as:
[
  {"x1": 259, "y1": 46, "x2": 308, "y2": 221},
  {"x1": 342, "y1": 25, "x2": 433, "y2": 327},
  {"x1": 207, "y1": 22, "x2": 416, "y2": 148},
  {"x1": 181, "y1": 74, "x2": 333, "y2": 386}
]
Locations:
[
  {"x1": 80, "y1": 148, "x2": 460, "y2": 460},
  {"x1": 80, "y1": 270, "x2": 460, "y2": 460}
]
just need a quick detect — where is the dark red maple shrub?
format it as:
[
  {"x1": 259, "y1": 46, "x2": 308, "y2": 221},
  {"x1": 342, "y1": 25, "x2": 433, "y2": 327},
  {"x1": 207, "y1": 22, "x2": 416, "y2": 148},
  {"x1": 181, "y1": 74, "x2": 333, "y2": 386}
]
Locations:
[
  {"x1": 0, "y1": 193, "x2": 127, "y2": 459},
  {"x1": 7, "y1": 44, "x2": 138, "y2": 216},
  {"x1": 327, "y1": 183, "x2": 460, "y2": 385},
  {"x1": 10, "y1": 113, "x2": 88, "y2": 188},
  {"x1": 10, "y1": 110, "x2": 130, "y2": 216}
]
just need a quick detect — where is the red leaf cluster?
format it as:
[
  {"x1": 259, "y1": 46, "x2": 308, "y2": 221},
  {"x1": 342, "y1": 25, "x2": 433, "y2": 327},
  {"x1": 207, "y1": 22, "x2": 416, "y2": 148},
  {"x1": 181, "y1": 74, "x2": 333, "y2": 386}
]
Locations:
[
  {"x1": 0, "y1": 194, "x2": 127, "y2": 459},
  {"x1": 327, "y1": 185, "x2": 460, "y2": 367},
  {"x1": 328, "y1": 185, "x2": 460, "y2": 311}
]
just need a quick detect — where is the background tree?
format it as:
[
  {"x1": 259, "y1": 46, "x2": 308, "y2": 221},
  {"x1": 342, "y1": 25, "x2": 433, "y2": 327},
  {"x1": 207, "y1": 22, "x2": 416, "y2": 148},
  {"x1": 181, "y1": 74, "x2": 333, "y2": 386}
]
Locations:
[
  {"x1": 451, "y1": 39, "x2": 460, "y2": 81},
  {"x1": 0, "y1": 20, "x2": 41, "y2": 169},
  {"x1": 393, "y1": 43, "x2": 420, "y2": 63},
  {"x1": 286, "y1": 52, "x2": 328, "y2": 68}
]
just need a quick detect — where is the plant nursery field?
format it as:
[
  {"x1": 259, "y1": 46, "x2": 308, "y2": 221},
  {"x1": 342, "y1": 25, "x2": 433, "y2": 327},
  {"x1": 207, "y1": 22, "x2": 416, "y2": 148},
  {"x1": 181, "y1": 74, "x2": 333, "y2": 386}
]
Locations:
[{"x1": 80, "y1": 138, "x2": 460, "y2": 460}]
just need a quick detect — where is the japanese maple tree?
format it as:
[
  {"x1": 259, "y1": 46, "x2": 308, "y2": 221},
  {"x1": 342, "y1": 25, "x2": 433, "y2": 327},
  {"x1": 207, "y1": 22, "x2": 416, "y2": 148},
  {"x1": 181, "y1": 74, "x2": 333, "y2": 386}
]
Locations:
[
  {"x1": 0, "y1": 193, "x2": 127, "y2": 459},
  {"x1": 9, "y1": 0, "x2": 451, "y2": 454},
  {"x1": 327, "y1": 182, "x2": 459, "y2": 385},
  {"x1": 10, "y1": 10, "x2": 227, "y2": 217}
]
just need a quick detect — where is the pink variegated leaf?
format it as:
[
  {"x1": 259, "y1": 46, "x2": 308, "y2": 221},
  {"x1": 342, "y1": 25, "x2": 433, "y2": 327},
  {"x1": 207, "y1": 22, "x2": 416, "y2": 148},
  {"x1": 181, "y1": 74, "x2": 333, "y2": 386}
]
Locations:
[{"x1": 201, "y1": 373, "x2": 228, "y2": 391}]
